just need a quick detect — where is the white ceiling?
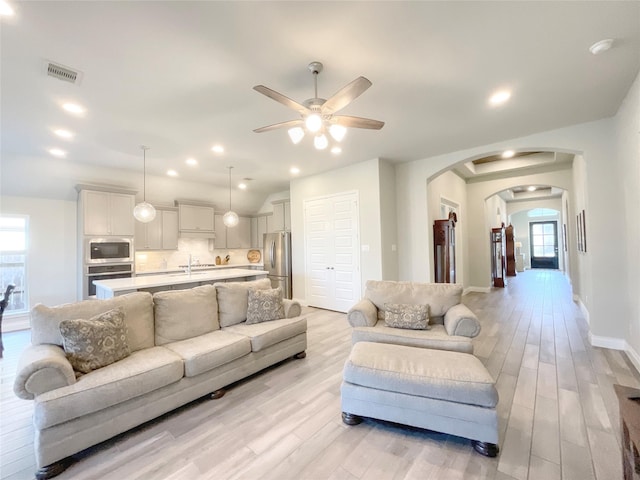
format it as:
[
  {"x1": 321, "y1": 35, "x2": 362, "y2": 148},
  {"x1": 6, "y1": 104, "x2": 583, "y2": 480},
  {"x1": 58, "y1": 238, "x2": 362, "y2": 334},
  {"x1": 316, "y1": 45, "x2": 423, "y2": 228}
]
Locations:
[{"x1": 1, "y1": 1, "x2": 639, "y2": 210}]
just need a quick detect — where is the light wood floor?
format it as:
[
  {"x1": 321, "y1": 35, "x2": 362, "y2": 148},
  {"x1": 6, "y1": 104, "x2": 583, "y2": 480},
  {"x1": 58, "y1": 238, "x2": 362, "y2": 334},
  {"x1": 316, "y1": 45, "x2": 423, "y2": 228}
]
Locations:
[{"x1": 1, "y1": 270, "x2": 638, "y2": 479}]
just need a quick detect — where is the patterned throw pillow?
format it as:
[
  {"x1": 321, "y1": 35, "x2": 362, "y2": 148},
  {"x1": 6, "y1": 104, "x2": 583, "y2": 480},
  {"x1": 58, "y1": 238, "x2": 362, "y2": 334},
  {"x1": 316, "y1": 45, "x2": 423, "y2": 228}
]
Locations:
[
  {"x1": 384, "y1": 303, "x2": 430, "y2": 330},
  {"x1": 246, "y1": 287, "x2": 285, "y2": 324},
  {"x1": 59, "y1": 307, "x2": 131, "y2": 374}
]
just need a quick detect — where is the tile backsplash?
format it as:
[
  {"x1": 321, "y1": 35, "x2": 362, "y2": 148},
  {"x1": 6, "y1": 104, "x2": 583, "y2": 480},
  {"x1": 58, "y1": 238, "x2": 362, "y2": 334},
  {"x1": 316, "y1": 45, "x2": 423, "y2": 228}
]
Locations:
[{"x1": 135, "y1": 238, "x2": 260, "y2": 272}]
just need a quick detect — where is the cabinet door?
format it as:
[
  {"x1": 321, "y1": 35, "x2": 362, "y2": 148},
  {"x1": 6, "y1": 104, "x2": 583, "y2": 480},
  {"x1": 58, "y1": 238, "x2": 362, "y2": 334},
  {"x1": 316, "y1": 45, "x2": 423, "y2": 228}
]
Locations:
[
  {"x1": 265, "y1": 213, "x2": 274, "y2": 235},
  {"x1": 257, "y1": 215, "x2": 268, "y2": 248},
  {"x1": 272, "y1": 203, "x2": 285, "y2": 232},
  {"x1": 250, "y1": 217, "x2": 259, "y2": 248},
  {"x1": 83, "y1": 191, "x2": 110, "y2": 235},
  {"x1": 180, "y1": 205, "x2": 214, "y2": 231},
  {"x1": 284, "y1": 201, "x2": 291, "y2": 231},
  {"x1": 237, "y1": 217, "x2": 251, "y2": 248},
  {"x1": 109, "y1": 193, "x2": 135, "y2": 236},
  {"x1": 161, "y1": 210, "x2": 179, "y2": 250},
  {"x1": 226, "y1": 218, "x2": 239, "y2": 248},
  {"x1": 214, "y1": 214, "x2": 227, "y2": 248}
]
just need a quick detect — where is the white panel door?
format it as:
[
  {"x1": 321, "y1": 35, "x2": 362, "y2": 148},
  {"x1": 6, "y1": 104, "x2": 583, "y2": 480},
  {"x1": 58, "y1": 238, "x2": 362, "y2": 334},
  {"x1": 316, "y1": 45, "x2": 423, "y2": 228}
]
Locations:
[{"x1": 304, "y1": 191, "x2": 360, "y2": 312}]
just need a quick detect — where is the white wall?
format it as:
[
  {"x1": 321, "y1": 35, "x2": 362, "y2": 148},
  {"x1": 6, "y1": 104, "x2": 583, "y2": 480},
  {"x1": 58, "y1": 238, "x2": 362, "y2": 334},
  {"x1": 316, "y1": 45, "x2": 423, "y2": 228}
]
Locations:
[
  {"x1": 379, "y1": 159, "x2": 399, "y2": 280},
  {"x1": 426, "y1": 171, "x2": 467, "y2": 284},
  {"x1": 0, "y1": 196, "x2": 78, "y2": 329},
  {"x1": 290, "y1": 158, "x2": 386, "y2": 302},
  {"x1": 615, "y1": 71, "x2": 640, "y2": 363}
]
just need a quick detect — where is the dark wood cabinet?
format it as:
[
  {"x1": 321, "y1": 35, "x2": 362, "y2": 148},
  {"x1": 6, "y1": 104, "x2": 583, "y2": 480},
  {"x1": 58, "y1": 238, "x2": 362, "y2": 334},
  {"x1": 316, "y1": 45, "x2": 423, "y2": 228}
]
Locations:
[
  {"x1": 505, "y1": 224, "x2": 516, "y2": 276},
  {"x1": 433, "y1": 212, "x2": 456, "y2": 283},
  {"x1": 491, "y1": 225, "x2": 506, "y2": 288},
  {"x1": 615, "y1": 384, "x2": 640, "y2": 480}
]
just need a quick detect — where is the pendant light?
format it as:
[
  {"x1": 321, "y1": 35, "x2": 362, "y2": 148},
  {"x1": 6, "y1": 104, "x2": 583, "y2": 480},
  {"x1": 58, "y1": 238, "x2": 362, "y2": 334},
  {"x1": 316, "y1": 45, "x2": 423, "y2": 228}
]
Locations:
[
  {"x1": 223, "y1": 166, "x2": 239, "y2": 228},
  {"x1": 133, "y1": 145, "x2": 156, "y2": 223}
]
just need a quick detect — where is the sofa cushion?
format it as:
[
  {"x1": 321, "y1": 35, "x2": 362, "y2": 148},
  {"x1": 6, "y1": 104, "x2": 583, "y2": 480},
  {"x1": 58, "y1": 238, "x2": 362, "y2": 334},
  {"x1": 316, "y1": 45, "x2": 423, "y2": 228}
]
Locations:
[
  {"x1": 163, "y1": 331, "x2": 251, "y2": 377},
  {"x1": 33, "y1": 346, "x2": 183, "y2": 429},
  {"x1": 224, "y1": 316, "x2": 307, "y2": 352},
  {"x1": 59, "y1": 307, "x2": 131, "y2": 374},
  {"x1": 153, "y1": 285, "x2": 219, "y2": 346},
  {"x1": 215, "y1": 278, "x2": 271, "y2": 327},
  {"x1": 246, "y1": 287, "x2": 285, "y2": 324},
  {"x1": 352, "y1": 322, "x2": 473, "y2": 354},
  {"x1": 31, "y1": 292, "x2": 155, "y2": 353},
  {"x1": 365, "y1": 280, "x2": 462, "y2": 321},
  {"x1": 344, "y1": 342, "x2": 497, "y2": 408},
  {"x1": 384, "y1": 303, "x2": 429, "y2": 330}
]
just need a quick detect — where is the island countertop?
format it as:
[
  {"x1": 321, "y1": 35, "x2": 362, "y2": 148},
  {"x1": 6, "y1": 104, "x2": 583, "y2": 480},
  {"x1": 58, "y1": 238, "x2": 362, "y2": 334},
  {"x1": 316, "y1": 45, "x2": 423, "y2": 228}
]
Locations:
[{"x1": 94, "y1": 268, "x2": 268, "y2": 299}]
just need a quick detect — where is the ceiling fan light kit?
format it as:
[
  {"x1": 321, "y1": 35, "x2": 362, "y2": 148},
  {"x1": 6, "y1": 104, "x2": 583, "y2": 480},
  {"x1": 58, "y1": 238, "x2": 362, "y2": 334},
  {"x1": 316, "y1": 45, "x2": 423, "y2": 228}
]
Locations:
[{"x1": 253, "y1": 61, "x2": 384, "y2": 151}]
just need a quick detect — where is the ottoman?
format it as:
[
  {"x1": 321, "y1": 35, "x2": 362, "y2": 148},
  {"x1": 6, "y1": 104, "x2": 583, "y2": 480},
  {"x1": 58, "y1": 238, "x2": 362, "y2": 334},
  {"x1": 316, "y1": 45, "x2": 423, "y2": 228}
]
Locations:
[{"x1": 341, "y1": 341, "x2": 499, "y2": 456}]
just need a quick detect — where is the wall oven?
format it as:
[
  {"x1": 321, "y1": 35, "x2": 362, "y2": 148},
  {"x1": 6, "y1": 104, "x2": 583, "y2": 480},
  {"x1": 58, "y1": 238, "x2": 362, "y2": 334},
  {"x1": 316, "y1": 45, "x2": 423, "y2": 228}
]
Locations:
[
  {"x1": 85, "y1": 263, "x2": 133, "y2": 298},
  {"x1": 85, "y1": 238, "x2": 133, "y2": 264}
]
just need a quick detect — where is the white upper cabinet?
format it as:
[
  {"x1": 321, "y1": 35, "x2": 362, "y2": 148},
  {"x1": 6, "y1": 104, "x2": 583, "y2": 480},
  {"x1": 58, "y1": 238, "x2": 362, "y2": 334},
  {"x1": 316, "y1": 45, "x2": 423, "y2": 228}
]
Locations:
[
  {"x1": 251, "y1": 214, "x2": 271, "y2": 247},
  {"x1": 136, "y1": 208, "x2": 178, "y2": 250},
  {"x1": 270, "y1": 200, "x2": 290, "y2": 232},
  {"x1": 81, "y1": 189, "x2": 135, "y2": 236},
  {"x1": 176, "y1": 201, "x2": 215, "y2": 237},
  {"x1": 215, "y1": 215, "x2": 251, "y2": 249}
]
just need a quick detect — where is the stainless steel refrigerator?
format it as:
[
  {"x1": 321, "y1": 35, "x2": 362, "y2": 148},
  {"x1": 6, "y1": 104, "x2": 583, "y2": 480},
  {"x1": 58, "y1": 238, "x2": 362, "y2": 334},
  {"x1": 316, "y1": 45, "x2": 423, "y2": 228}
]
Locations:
[{"x1": 263, "y1": 231, "x2": 292, "y2": 299}]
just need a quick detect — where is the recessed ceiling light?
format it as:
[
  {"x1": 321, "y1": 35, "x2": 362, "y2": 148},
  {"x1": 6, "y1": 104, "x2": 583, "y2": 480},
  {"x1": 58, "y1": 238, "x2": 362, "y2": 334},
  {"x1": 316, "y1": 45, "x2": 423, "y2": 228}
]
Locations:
[
  {"x1": 501, "y1": 150, "x2": 515, "y2": 159},
  {"x1": 589, "y1": 39, "x2": 614, "y2": 55},
  {"x1": 238, "y1": 183, "x2": 247, "y2": 190},
  {"x1": 290, "y1": 167, "x2": 300, "y2": 175},
  {"x1": 54, "y1": 129, "x2": 73, "y2": 139},
  {"x1": 62, "y1": 102, "x2": 85, "y2": 114},
  {"x1": 167, "y1": 169, "x2": 178, "y2": 177},
  {"x1": 0, "y1": 1, "x2": 14, "y2": 16},
  {"x1": 527, "y1": 186, "x2": 537, "y2": 192},
  {"x1": 331, "y1": 146, "x2": 342, "y2": 154},
  {"x1": 211, "y1": 145, "x2": 224, "y2": 154},
  {"x1": 489, "y1": 90, "x2": 511, "y2": 106},
  {"x1": 49, "y1": 148, "x2": 66, "y2": 157},
  {"x1": 185, "y1": 158, "x2": 198, "y2": 166}
]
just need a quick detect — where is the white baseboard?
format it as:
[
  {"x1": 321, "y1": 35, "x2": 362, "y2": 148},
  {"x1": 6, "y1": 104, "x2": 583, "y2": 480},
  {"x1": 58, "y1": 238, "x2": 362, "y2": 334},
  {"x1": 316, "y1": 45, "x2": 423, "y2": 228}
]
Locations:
[
  {"x1": 625, "y1": 343, "x2": 640, "y2": 375},
  {"x1": 464, "y1": 286, "x2": 491, "y2": 295},
  {"x1": 573, "y1": 295, "x2": 590, "y2": 325},
  {"x1": 589, "y1": 332, "x2": 627, "y2": 350},
  {"x1": 2, "y1": 313, "x2": 30, "y2": 332}
]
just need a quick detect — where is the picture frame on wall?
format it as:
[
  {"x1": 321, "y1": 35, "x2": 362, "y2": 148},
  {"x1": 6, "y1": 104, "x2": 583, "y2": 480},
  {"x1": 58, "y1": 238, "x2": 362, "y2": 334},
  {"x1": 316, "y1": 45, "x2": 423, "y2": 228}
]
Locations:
[
  {"x1": 577, "y1": 213, "x2": 583, "y2": 252},
  {"x1": 563, "y1": 224, "x2": 568, "y2": 252},
  {"x1": 582, "y1": 209, "x2": 587, "y2": 252}
]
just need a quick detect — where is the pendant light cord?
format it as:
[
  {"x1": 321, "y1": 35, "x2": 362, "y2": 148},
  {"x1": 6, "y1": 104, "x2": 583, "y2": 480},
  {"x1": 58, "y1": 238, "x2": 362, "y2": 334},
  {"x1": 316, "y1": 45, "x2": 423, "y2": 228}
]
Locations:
[
  {"x1": 228, "y1": 166, "x2": 233, "y2": 210},
  {"x1": 141, "y1": 145, "x2": 149, "y2": 202}
]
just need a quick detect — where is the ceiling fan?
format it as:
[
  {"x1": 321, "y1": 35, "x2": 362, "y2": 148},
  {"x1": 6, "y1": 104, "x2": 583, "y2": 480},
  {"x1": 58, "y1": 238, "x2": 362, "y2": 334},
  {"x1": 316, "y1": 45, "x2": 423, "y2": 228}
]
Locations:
[{"x1": 253, "y1": 62, "x2": 384, "y2": 150}]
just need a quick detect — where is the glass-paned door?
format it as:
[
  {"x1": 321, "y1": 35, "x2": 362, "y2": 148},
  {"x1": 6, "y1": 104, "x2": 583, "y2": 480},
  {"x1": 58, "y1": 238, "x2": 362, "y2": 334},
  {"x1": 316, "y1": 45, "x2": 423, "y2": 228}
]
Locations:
[{"x1": 529, "y1": 221, "x2": 558, "y2": 269}]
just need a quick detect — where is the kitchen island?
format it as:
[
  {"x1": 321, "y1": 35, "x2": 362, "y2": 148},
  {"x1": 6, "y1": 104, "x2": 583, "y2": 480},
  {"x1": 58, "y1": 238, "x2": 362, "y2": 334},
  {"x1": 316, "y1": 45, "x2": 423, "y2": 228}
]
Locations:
[{"x1": 93, "y1": 268, "x2": 268, "y2": 299}]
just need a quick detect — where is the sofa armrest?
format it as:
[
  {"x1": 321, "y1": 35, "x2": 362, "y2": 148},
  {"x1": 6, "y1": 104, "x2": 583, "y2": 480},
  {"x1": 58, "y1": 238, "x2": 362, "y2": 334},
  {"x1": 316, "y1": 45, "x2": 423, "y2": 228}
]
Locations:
[
  {"x1": 14, "y1": 344, "x2": 76, "y2": 400},
  {"x1": 347, "y1": 299, "x2": 378, "y2": 327},
  {"x1": 444, "y1": 304, "x2": 481, "y2": 338},
  {"x1": 283, "y1": 299, "x2": 302, "y2": 318}
]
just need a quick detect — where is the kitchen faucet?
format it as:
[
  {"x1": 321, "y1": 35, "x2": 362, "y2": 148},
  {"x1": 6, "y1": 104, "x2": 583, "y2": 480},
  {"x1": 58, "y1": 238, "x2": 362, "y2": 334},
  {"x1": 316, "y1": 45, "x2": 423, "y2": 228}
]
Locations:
[{"x1": 186, "y1": 254, "x2": 192, "y2": 275}]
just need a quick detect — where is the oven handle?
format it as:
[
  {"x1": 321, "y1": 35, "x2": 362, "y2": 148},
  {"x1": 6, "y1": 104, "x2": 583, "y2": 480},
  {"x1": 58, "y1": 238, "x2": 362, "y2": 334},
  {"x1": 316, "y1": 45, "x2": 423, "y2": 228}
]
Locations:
[{"x1": 86, "y1": 272, "x2": 133, "y2": 277}]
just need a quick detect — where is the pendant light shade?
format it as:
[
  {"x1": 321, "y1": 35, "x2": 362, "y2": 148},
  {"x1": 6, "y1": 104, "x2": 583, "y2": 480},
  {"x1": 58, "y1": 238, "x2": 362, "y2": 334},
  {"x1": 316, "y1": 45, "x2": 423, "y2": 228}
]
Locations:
[
  {"x1": 134, "y1": 146, "x2": 156, "y2": 223},
  {"x1": 223, "y1": 166, "x2": 238, "y2": 228}
]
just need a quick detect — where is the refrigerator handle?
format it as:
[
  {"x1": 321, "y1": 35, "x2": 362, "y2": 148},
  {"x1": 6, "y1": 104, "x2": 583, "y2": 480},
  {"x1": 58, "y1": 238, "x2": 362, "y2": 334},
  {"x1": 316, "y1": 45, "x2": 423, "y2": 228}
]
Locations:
[{"x1": 270, "y1": 240, "x2": 275, "y2": 268}]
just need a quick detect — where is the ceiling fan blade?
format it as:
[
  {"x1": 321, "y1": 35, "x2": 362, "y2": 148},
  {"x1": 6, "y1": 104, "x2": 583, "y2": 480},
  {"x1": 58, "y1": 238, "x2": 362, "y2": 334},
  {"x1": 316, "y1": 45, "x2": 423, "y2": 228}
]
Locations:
[
  {"x1": 333, "y1": 115, "x2": 384, "y2": 130},
  {"x1": 322, "y1": 77, "x2": 372, "y2": 114},
  {"x1": 253, "y1": 85, "x2": 309, "y2": 115},
  {"x1": 253, "y1": 119, "x2": 303, "y2": 133}
]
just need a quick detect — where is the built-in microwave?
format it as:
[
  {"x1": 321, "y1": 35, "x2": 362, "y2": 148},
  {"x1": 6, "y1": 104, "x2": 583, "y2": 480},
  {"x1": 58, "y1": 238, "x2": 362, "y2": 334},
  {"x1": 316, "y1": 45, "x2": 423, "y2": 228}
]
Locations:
[{"x1": 85, "y1": 238, "x2": 133, "y2": 264}]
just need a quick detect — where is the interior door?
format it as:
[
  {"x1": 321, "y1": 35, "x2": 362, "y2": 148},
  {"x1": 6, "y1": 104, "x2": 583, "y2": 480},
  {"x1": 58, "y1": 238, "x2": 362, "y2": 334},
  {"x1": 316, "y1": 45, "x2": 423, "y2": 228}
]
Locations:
[
  {"x1": 304, "y1": 192, "x2": 360, "y2": 312},
  {"x1": 529, "y1": 221, "x2": 559, "y2": 269}
]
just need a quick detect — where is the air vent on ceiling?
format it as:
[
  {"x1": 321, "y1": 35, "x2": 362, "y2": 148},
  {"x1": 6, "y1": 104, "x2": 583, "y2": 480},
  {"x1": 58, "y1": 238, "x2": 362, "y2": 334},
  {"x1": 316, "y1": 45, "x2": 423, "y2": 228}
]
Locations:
[{"x1": 45, "y1": 61, "x2": 82, "y2": 84}]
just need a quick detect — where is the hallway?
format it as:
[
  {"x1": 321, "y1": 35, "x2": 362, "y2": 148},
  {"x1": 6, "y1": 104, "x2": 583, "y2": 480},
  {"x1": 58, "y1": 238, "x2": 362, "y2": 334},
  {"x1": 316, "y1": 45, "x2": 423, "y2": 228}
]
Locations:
[{"x1": 466, "y1": 269, "x2": 639, "y2": 479}]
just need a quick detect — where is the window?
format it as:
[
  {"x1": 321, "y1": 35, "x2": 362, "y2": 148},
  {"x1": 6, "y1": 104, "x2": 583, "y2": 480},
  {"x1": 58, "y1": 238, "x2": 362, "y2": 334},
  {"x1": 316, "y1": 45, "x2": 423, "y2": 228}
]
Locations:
[
  {"x1": 527, "y1": 208, "x2": 558, "y2": 217},
  {"x1": 0, "y1": 215, "x2": 28, "y2": 313}
]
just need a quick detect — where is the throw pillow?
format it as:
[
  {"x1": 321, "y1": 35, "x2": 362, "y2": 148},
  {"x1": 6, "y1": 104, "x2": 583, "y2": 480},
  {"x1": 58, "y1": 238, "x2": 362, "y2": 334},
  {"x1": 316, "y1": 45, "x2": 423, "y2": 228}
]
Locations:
[
  {"x1": 59, "y1": 307, "x2": 131, "y2": 374},
  {"x1": 246, "y1": 287, "x2": 285, "y2": 324},
  {"x1": 384, "y1": 303, "x2": 430, "y2": 330}
]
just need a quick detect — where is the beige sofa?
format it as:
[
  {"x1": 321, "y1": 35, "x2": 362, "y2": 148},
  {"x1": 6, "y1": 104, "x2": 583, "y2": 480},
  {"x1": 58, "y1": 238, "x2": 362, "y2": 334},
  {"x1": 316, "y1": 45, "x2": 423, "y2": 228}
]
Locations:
[
  {"x1": 14, "y1": 278, "x2": 306, "y2": 480},
  {"x1": 347, "y1": 280, "x2": 480, "y2": 353}
]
